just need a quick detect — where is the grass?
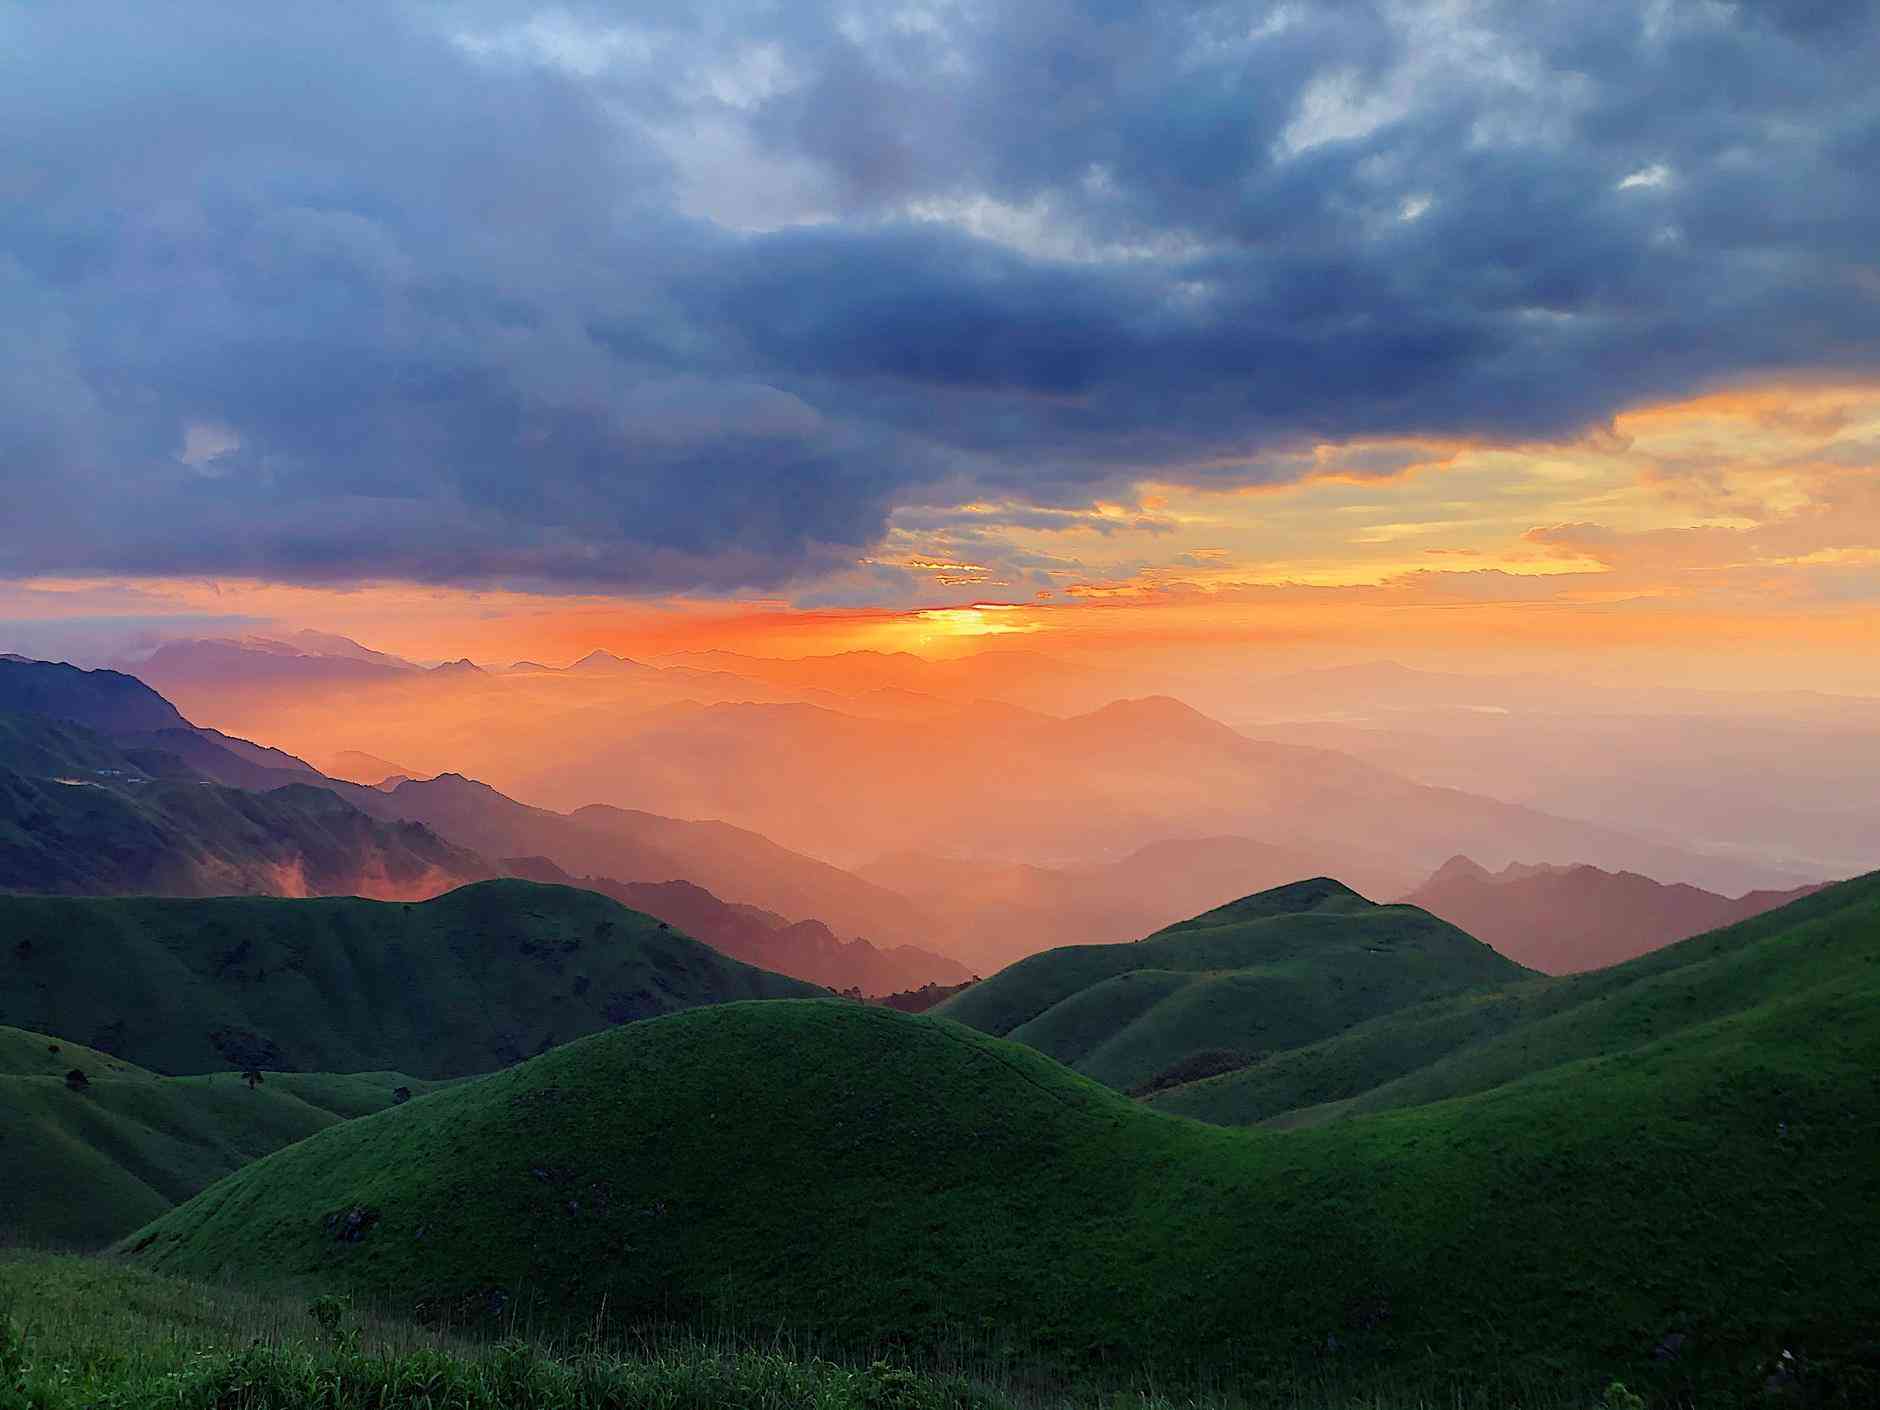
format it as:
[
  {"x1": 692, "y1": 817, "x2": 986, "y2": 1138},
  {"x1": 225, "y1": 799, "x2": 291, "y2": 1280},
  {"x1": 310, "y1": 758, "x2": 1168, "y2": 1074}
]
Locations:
[
  {"x1": 0, "y1": 880, "x2": 823, "y2": 1078},
  {"x1": 115, "y1": 863, "x2": 1880, "y2": 1401},
  {"x1": 0, "y1": 1252, "x2": 1680, "y2": 1410},
  {"x1": 933, "y1": 880, "x2": 1529, "y2": 1092},
  {"x1": 0, "y1": 1025, "x2": 451, "y2": 1249},
  {"x1": 1144, "y1": 870, "x2": 1880, "y2": 1127}
]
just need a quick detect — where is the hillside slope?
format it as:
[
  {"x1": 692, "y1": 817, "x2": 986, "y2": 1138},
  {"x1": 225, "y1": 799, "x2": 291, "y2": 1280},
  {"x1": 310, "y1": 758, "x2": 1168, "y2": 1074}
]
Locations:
[
  {"x1": 0, "y1": 655, "x2": 189, "y2": 734},
  {"x1": 124, "y1": 988, "x2": 1880, "y2": 1391},
  {"x1": 1402, "y1": 855, "x2": 1824, "y2": 973},
  {"x1": 0, "y1": 713, "x2": 492, "y2": 899},
  {"x1": 0, "y1": 1026, "x2": 443, "y2": 1248},
  {"x1": 1149, "y1": 869, "x2": 1880, "y2": 1128},
  {"x1": 934, "y1": 879, "x2": 1526, "y2": 1092},
  {"x1": 0, "y1": 880, "x2": 822, "y2": 1077}
]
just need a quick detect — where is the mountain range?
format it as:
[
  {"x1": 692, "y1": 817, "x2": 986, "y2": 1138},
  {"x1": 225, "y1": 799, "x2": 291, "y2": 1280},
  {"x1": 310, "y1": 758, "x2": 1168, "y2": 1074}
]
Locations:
[
  {"x1": 129, "y1": 634, "x2": 1821, "y2": 902},
  {"x1": 0, "y1": 655, "x2": 963, "y2": 993},
  {"x1": 1402, "y1": 856, "x2": 1825, "y2": 973},
  {"x1": 0, "y1": 711, "x2": 491, "y2": 900}
]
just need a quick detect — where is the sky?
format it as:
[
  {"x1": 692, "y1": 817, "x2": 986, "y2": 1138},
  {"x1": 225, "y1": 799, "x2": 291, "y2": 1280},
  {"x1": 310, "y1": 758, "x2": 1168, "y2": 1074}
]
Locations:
[{"x1": 3, "y1": 1, "x2": 1878, "y2": 687}]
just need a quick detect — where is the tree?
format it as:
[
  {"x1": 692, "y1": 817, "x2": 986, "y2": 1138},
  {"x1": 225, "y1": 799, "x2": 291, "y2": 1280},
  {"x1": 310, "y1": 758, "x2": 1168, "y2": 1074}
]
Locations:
[
  {"x1": 392, "y1": 1085, "x2": 412, "y2": 1104},
  {"x1": 63, "y1": 1068, "x2": 88, "y2": 1092},
  {"x1": 243, "y1": 1069, "x2": 263, "y2": 1090}
]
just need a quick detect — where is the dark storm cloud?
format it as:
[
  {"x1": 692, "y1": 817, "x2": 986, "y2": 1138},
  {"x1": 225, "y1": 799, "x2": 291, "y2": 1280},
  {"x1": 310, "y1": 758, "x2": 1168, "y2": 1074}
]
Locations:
[{"x1": 1, "y1": 0, "x2": 1875, "y2": 591}]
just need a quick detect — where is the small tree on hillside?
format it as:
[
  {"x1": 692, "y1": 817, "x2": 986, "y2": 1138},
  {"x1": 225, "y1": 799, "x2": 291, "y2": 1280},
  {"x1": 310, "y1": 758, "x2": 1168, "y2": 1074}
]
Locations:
[
  {"x1": 243, "y1": 1069, "x2": 263, "y2": 1090},
  {"x1": 392, "y1": 1085, "x2": 412, "y2": 1104},
  {"x1": 64, "y1": 1068, "x2": 89, "y2": 1092}
]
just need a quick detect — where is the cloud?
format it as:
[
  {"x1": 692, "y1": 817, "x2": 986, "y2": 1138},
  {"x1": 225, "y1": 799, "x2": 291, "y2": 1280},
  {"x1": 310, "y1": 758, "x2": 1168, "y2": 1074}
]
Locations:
[{"x1": 1, "y1": 0, "x2": 1877, "y2": 593}]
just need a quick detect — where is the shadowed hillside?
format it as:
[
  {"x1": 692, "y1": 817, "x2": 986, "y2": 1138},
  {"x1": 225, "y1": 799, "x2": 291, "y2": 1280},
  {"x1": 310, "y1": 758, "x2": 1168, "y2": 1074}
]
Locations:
[
  {"x1": 0, "y1": 713, "x2": 491, "y2": 900},
  {"x1": 934, "y1": 879, "x2": 1527, "y2": 1092},
  {"x1": 0, "y1": 880, "x2": 822, "y2": 1077},
  {"x1": 0, "y1": 655, "x2": 190, "y2": 734},
  {"x1": 0, "y1": 1025, "x2": 446, "y2": 1248}
]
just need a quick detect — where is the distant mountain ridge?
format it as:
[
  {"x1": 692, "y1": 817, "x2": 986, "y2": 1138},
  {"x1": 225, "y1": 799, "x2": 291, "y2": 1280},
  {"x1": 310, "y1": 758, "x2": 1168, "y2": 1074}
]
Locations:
[
  {"x1": 353, "y1": 771, "x2": 934, "y2": 949},
  {"x1": 510, "y1": 684, "x2": 1796, "y2": 896},
  {"x1": 0, "y1": 656, "x2": 189, "y2": 734},
  {"x1": 501, "y1": 857, "x2": 969, "y2": 994},
  {"x1": 1402, "y1": 855, "x2": 1825, "y2": 973},
  {"x1": 0, "y1": 712, "x2": 491, "y2": 900},
  {"x1": 0, "y1": 655, "x2": 955, "y2": 991}
]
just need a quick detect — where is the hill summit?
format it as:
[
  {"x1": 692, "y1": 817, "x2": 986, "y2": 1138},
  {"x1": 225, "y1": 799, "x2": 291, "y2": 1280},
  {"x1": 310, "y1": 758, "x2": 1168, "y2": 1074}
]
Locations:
[{"x1": 935, "y1": 876, "x2": 1525, "y2": 1092}]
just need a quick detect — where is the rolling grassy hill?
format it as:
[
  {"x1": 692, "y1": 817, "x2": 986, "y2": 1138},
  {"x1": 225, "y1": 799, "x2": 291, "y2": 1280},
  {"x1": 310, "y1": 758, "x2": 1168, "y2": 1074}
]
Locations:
[
  {"x1": 122, "y1": 931, "x2": 1880, "y2": 1398},
  {"x1": 1146, "y1": 867, "x2": 1880, "y2": 1128},
  {"x1": 0, "y1": 880, "x2": 822, "y2": 1078},
  {"x1": 0, "y1": 1025, "x2": 446, "y2": 1248},
  {"x1": 932, "y1": 879, "x2": 1528, "y2": 1092}
]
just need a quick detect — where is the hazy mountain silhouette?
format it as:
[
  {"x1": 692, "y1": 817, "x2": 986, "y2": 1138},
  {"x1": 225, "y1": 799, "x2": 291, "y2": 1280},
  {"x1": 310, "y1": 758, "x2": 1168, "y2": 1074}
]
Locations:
[
  {"x1": 355, "y1": 772, "x2": 931, "y2": 946},
  {"x1": 320, "y1": 750, "x2": 416, "y2": 785},
  {"x1": 3, "y1": 656, "x2": 931, "y2": 948},
  {"x1": 511, "y1": 691, "x2": 1783, "y2": 895},
  {"x1": 1402, "y1": 856, "x2": 1825, "y2": 973},
  {"x1": 500, "y1": 856, "x2": 967, "y2": 993},
  {"x1": 0, "y1": 656, "x2": 190, "y2": 735}
]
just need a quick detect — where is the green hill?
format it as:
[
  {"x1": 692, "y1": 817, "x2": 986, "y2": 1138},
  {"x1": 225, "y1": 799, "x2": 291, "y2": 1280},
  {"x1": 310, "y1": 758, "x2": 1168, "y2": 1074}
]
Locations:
[
  {"x1": 1147, "y1": 869, "x2": 1880, "y2": 1128},
  {"x1": 0, "y1": 1025, "x2": 446, "y2": 1248},
  {"x1": 932, "y1": 878, "x2": 1528, "y2": 1092},
  {"x1": 0, "y1": 880, "x2": 824, "y2": 1077},
  {"x1": 124, "y1": 886, "x2": 1880, "y2": 1397},
  {"x1": 0, "y1": 711, "x2": 493, "y2": 899}
]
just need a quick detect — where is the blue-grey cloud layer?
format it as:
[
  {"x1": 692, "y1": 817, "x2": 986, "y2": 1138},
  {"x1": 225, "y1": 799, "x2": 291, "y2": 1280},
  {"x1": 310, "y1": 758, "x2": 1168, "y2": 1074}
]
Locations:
[{"x1": 2, "y1": 0, "x2": 1876, "y2": 591}]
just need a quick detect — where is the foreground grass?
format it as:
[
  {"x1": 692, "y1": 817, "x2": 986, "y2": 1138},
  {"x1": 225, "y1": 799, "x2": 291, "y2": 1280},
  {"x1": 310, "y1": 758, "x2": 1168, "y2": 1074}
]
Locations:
[{"x1": 0, "y1": 1253, "x2": 1638, "y2": 1410}]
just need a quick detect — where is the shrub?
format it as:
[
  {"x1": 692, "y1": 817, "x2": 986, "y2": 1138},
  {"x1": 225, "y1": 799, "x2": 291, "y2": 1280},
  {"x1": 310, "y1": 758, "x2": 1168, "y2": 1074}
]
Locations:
[
  {"x1": 307, "y1": 1294, "x2": 351, "y2": 1338},
  {"x1": 62, "y1": 1068, "x2": 87, "y2": 1092}
]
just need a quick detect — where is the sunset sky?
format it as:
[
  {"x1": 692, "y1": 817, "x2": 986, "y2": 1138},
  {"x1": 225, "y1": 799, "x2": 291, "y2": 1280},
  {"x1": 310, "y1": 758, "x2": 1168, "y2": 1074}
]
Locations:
[{"x1": 4, "y1": 3, "x2": 1877, "y2": 688}]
